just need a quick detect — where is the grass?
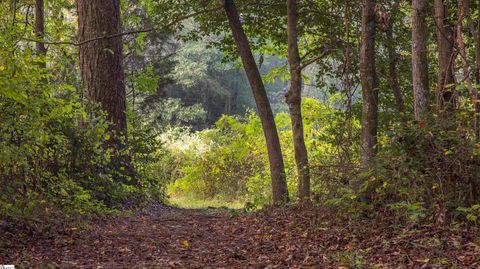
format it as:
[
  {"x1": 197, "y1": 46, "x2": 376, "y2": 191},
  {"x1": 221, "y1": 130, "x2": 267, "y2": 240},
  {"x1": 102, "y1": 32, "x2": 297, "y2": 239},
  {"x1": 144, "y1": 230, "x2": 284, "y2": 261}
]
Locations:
[{"x1": 168, "y1": 194, "x2": 244, "y2": 209}]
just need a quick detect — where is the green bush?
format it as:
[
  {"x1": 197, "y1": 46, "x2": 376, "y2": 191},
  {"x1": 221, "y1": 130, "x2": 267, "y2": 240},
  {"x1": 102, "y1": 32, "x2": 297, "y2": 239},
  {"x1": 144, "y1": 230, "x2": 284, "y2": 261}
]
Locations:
[
  {"x1": 167, "y1": 115, "x2": 270, "y2": 203},
  {"x1": 0, "y1": 54, "x2": 165, "y2": 231},
  {"x1": 372, "y1": 115, "x2": 480, "y2": 216},
  {"x1": 166, "y1": 98, "x2": 359, "y2": 207}
]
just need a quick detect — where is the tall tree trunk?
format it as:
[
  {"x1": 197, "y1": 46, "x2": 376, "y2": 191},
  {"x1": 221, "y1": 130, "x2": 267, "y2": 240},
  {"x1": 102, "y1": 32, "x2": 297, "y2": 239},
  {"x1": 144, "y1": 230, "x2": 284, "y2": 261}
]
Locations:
[
  {"x1": 359, "y1": 0, "x2": 379, "y2": 172},
  {"x1": 457, "y1": 0, "x2": 480, "y2": 137},
  {"x1": 34, "y1": 0, "x2": 46, "y2": 67},
  {"x1": 386, "y1": 2, "x2": 405, "y2": 115},
  {"x1": 466, "y1": 0, "x2": 480, "y2": 85},
  {"x1": 344, "y1": 1, "x2": 353, "y2": 140},
  {"x1": 434, "y1": 0, "x2": 455, "y2": 113},
  {"x1": 286, "y1": 0, "x2": 310, "y2": 201},
  {"x1": 475, "y1": 0, "x2": 480, "y2": 138},
  {"x1": 77, "y1": 0, "x2": 129, "y2": 167},
  {"x1": 220, "y1": 0, "x2": 289, "y2": 204},
  {"x1": 476, "y1": 0, "x2": 480, "y2": 84},
  {"x1": 412, "y1": 0, "x2": 430, "y2": 119}
]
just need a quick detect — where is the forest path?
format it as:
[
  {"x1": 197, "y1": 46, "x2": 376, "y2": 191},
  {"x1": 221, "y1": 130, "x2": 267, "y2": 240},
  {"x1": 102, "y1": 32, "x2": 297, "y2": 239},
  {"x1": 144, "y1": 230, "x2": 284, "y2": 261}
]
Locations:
[
  {"x1": 3, "y1": 205, "x2": 328, "y2": 268},
  {"x1": 3, "y1": 204, "x2": 479, "y2": 268}
]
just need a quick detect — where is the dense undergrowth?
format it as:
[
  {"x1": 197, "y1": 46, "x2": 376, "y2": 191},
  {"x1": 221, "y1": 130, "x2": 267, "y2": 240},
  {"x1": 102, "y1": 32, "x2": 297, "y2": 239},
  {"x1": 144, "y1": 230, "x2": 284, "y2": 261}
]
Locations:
[
  {"x1": 2, "y1": 87, "x2": 479, "y2": 234},
  {"x1": 0, "y1": 66, "x2": 165, "y2": 233},
  {"x1": 1, "y1": 3, "x2": 479, "y2": 237},
  {"x1": 165, "y1": 97, "x2": 480, "y2": 224}
]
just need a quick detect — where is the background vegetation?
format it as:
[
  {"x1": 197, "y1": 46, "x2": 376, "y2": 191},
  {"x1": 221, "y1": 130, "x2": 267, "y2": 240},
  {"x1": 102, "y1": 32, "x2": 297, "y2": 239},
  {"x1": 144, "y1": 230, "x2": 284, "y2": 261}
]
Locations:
[{"x1": 1, "y1": 0, "x2": 480, "y2": 235}]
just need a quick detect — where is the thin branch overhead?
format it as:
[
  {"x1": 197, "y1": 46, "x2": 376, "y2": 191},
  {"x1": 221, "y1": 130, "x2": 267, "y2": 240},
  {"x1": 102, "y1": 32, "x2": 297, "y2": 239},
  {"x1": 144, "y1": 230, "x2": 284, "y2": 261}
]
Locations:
[{"x1": 23, "y1": 7, "x2": 223, "y2": 46}]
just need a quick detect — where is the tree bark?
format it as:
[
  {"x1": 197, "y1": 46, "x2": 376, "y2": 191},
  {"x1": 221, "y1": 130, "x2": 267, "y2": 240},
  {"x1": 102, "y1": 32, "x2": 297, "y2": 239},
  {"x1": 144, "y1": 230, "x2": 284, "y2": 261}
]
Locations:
[
  {"x1": 286, "y1": 0, "x2": 310, "y2": 201},
  {"x1": 77, "y1": 0, "x2": 129, "y2": 165},
  {"x1": 359, "y1": 0, "x2": 379, "y2": 172},
  {"x1": 465, "y1": 0, "x2": 480, "y2": 85},
  {"x1": 34, "y1": 0, "x2": 47, "y2": 67},
  {"x1": 476, "y1": 0, "x2": 480, "y2": 84},
  {"x1": 78, "y1": 0, "x2": 127, "y2": 136},
  {"x1": 412, "y1": 0, "x2": 430, "y2": 119},
  {"x1": 386, "y1": 2, "x2": 405, "y2": 115},
  {"x1": 221, "y1": 0, "x2": 289, "y2": 204},
  {"x1": 434, "y1": 0, "x2": 455, "y2": 113},
  {"x1": 344, "y1": 1, "x2": 353, "y2": 138},
  {"x1": 457, "y1": 0, "x2": 480, "y2": 137}
]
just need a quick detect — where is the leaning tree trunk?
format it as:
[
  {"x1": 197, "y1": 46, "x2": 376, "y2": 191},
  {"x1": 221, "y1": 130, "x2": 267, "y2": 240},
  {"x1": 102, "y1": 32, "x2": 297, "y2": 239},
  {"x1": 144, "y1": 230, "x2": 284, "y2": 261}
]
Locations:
[
  {"x1": 221, "y1": 0, "x2": 289, "y2": 204},
  {"x1": 412, "y1": 0, "x2": 430, "y2": 119},
  {"x1": 286, "y1": 0, "x2": 310, "y2": 201},
  {"x1": 34, "y1": 0, "x2": 47, "y2": 67},
  {"x1": 77, "y1": 0, "x2": 129, "y2": 169},
  {"x1": 434, "y1": 0, "x2": 455, "y2": 114},
  {"x1": 359, "y1": 0, "x2": 379, "y2": 173}
]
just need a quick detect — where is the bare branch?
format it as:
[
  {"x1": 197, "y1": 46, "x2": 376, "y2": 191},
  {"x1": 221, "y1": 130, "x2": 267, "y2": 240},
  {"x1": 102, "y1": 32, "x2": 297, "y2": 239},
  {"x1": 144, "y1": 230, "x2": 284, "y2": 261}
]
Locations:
[{"x1": 300, "y1": 49, "x2": 331, "y2": 70}]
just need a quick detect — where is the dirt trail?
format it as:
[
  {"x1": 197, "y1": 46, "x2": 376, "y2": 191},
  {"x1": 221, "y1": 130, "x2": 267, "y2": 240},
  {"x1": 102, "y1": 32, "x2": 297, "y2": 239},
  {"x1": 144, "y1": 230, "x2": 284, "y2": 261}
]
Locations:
[
  {"x1": 3, "y1": 206, "x2": 253, "y2": 268},
  {"x1": 2, "y1": 204, "x2": 479, "y2": 268},
  {"x1": 3, "y1": 205, "x2": 320, "y2": 268}
]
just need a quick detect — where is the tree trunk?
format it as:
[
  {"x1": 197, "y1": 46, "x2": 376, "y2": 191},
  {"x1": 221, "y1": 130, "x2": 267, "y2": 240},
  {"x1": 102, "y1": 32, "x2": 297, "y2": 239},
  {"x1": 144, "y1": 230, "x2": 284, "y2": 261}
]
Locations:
[
  {"x1": 344, "y1": 1, "x2": 353, "y2": 139},
  {"x1": 221, "y1": 0, "x2": 289, "y2": 204},
  {"x1": 412, "y1": 0, "x2": 430, "y2": 119},
  {"x1": 434, "y1": 0, "x2": 455, "y2": 113},
  {"x1": 77, "y1": 0, "x2": 127, "y2": 134},
  {"x1": 34, "y1": 0, "x2": 47, "y2": 67},
  {"x1": 465, "y1": 0, "x2": 480, "y2": 138},
  {"x1": 359, "y1": 0, "x2": 379, "y2": 172},
  {"x1": 466, "y1": 0, "x2": 480, "y2": 85},
  {"x1": 77, "y1": 0, "x2": 129, "y2": 166},
  {"x1": 386, "y1": 2, "x2": 405, "y2": 115},
  {"x1": 457, "y1": 0, "x2": 480, "y2": 137},
  {"x1": 286, "y1": 0, "x2": 310, "y2": 201},
  {"x1": 476, "y1": 0, "x2": 480, "y2": 84}
]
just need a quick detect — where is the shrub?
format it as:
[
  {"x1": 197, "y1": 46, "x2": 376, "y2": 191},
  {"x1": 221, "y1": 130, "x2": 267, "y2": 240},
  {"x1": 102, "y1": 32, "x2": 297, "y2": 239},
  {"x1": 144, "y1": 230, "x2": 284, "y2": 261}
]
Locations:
[{"x1": 166, "y1": 98, "x2": 359, "y2": 207}]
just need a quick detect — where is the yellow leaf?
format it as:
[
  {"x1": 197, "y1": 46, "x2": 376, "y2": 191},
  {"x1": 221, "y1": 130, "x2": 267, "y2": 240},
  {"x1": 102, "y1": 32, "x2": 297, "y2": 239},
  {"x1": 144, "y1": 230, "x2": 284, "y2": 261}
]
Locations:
[
  {"x1": 415, "y1": 258, "x2": 430, "y2": 263},
  {"x1": 0, "y1": 66, "x2": 4, "y2": 71},
  {"x1": 181, "y1": 240, "x2": 190, "y2": 249}
]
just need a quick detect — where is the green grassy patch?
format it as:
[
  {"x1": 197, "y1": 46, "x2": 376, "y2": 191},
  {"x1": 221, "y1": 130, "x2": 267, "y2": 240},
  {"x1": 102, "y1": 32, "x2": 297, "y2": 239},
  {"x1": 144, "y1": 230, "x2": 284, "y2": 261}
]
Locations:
[{"x1": 167, "y1": 194, "x2": 244, "y2": 209}]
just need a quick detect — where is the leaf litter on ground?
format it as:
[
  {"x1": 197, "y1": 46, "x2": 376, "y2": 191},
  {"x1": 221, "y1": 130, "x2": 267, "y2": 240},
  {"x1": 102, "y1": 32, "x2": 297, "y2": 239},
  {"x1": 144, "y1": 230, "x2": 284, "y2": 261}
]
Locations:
[{"x1": 1, "y1": 203, "x2": 479, "y2": 268}]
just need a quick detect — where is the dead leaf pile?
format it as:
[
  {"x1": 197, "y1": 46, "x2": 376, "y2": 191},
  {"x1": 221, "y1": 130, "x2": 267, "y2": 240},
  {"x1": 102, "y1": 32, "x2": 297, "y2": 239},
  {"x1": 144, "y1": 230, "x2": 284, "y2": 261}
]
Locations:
[{"x1": 1, "y1": 204, "x2": 479, "y2": 268}]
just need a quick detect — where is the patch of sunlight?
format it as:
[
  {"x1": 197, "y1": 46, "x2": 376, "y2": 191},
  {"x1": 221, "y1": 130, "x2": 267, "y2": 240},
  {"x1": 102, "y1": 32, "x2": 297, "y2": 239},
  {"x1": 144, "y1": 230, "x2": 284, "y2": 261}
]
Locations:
[{"x1": 168, "y1": 194, "x2": 244, "y2": 210}]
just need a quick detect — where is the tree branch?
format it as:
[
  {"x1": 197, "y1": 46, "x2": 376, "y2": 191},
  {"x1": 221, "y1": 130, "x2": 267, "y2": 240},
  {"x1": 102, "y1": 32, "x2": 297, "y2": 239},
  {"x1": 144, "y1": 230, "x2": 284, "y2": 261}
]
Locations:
[
  {"x1": 24, "y1": 6, "x2": 223, "y2": 46},
  {"x1": 300, "y1": 49, "x2": 331, "y2": 70}
]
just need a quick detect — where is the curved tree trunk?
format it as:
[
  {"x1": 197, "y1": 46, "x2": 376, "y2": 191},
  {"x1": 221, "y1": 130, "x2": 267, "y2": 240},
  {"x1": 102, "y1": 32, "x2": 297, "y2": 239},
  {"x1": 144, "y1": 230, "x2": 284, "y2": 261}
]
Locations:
[
  {"x1": 220, "y1": 0, "x2": 289, "y2": 204},
  {"x1": 77, "y1": 0, "x2": 129, "y2": 171},
  {"x1": 412, "y1": 0, "x2": 430, "y2": 119},
  {"x1": 359, "y1": 0, "x2": 379, "y2": 172},
  {"x1": 286, "y1": 0, "x2": 310, "y2": 201}
]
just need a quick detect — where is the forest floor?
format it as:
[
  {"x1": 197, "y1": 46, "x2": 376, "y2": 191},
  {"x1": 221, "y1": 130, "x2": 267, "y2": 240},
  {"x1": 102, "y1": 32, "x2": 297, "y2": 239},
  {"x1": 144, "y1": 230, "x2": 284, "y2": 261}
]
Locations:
[{"x1": 1, "y1": 204, "x2": 480, "y2": 268}]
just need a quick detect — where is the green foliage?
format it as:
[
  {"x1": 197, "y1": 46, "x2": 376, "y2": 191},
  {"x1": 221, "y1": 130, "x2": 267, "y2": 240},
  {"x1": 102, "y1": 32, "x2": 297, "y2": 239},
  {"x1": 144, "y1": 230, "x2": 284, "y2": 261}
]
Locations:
[
  {"x1": 0, "y1": 3, "x2": 166, "y2": 230},
  {"x1": 166, "y1": 98, "x2": 357, "y2": 208},
  {"x1": 358, "y1": 115, "x2": 480, "y2": 220},
  {"x1": 388, "y1": 202, "x2": 427, "y2": 222},
  {"x1": 167, "y1": 114, "x2": 270, "y2": 204},
  {"x1": 456, "y1": 205, "x2": 480, "y2": 222}
]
